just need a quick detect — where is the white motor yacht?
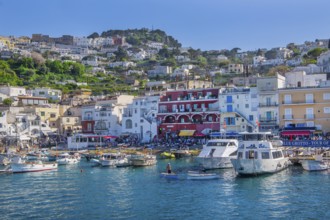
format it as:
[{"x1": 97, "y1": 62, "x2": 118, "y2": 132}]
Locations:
[
  {"x1": 231, "y1": 132, "x2": 289, "y2": 176},
  {"x1": 196, "y1": 139, "x2": 238, "y2": 169},
  {"x1": 99, "y1": 153, "x2": 125, "y2": 167},
  {"x1": 56, "y1": 153, "x2": 79, "y2": 165},
  {"x1": 10, "y1": 156, "x2": 58, "y2": 173}
]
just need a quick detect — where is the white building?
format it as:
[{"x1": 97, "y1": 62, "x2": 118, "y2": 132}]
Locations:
[
  {"x1": 0, "y1": 86, "x2": 26, "y2": 97},
  {"x1": 109, "y1": 61, "x2": 136, "y2": 68},
  {"x1": 73, "y1": 37, "x2": 91, "y2": 47},
  {"x1": 219, "y1": 87, "x2": 259, "y2": 132},
  {"x1": 81, "y1": 95, "x2": 134, "y2": 136},
  {"x1": 292, "y1": 64, "x2": 322, "y2": 74},
  {"x1": 253, "y1": 56, "x2": 266, "y2": 66},
  {"x1": 147, "y1": 66, "x2": 172, "y2": 77},
  {"x1": 285, "y1": 71, "x2": 327, "y2": 88},
  {"x1": 122, "y1": 95, "x2": 159, "y2": 143},
  {"x1": 256, "y1": 74, "x2": 286, "y2": 132},
  {"x1": 28, "y1": 88, "x2": 62, "y2": 101},
  {"x1": 317, "y1": 50, "x2": 330, "y2": 72}
]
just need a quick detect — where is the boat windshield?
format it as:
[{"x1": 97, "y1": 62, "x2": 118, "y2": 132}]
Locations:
[
  {"x1": 206, "y1": 142, "x2": 228, "y2": 147},
  {"x1": 242, "y1": 133, "x2": 273, "y2": 141}
]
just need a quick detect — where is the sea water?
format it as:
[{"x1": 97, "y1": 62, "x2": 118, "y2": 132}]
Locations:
[{"x1": 0, "y1": 158, "x2": 329, "y2": 220}]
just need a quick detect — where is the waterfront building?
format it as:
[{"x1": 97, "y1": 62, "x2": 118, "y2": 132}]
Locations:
[
  {"x1": 58, "y1": 106, "x2": 81, "y2": 137},
  {"x1": 81, "y1": 95, "x2": 134, "y2": 136},
  {"x1": 219, "y1": 86, "x2": 258, "y2": 132},
  {"x1": 256, "y1": 74, "x2": 286, "y2": 132},
  {"x1": 157, "y1": 88, "x2": 220, "y2": 138},
  {"x1": 122, "y1": 96, "x2": 159, "y2": 143},
  {"x1": 279, "y1": 82, "x2": 330, "y2": 133}
]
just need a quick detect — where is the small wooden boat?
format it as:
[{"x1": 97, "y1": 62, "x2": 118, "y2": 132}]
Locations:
[
  {"x1": 160, "y1": 172, "x2": 178, "y2": 179},
  {"x1": 187, "y1": 171, "x2": 219, "y2": 180}
]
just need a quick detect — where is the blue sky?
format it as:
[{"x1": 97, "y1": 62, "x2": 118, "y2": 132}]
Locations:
[{"x1": 1, "y1": 0, "x2": 330, "y2": 51}]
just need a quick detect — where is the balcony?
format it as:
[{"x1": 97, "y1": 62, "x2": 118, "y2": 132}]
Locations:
[
  {"x1": 259, "y1": 102, "x2": 278, "y2": 107},
  {"x1": 83, "y1": 116, "x2": 93, "y2": 120},
  {"x1": 259, "y1": 117, "x2": 277, "y2": 122},
  {"x1": 282, "y1": 115, "x2": 294, "y2": 120},
  {"x1": 304, "y1": 114, "x2": 315, "y2": 120},
  {"x1": 158, "y1": 108, "x2": 218, "y2": 114},
  {"x1": 282, "y1": 100, "x2": 315, "y2": 105}
]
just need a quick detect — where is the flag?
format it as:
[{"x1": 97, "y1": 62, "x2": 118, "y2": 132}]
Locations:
[
  {"x1": 256, "y1": 119, "x2": 260, "y2": 127},
  {"x1": 223, "y1": 119, "x2": 227, "y2": 129}
]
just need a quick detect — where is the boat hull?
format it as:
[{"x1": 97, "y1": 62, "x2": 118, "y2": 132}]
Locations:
[
  {"x1": 300, "y1": 160, "x2": 329, "y2": 171},
  {"x1": 187, "y1": 172, "x2": 219, "y2": 180},
  {"x1": 160, "y1": 173, "x2": 178, "y2": 179},
  {"x1": 195, "y1": 156, "x2": 234, "y2": 169},
  {"x1": 57, "y1": 158, "x2": 79, "y2": 165},
  {"x1": 231, "y1": 158, "x2": 289, "y2": 176},
  {"x1": 11, "y1": 162, "x2": 58, "y2": 173}
]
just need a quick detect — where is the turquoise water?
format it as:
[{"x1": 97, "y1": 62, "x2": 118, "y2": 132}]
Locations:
[{"x1": 0, "y1": 158, "x2": 329, "y2": 220}]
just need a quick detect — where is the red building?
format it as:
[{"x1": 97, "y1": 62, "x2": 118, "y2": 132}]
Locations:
[{"x1": 157, "y1": 88, "x2": 220, "y2": 138}]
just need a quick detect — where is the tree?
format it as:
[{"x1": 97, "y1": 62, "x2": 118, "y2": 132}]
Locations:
[
  {"x1": 196, "y1": 56, "x2": 207, "y2": 68},
  {"x1": 2, "y1": 98, "x2": 13, "y2": 106},
  {"x1": 267, "y1": 65, "x2": 291, "y2": 76},
  {"x1": 265, "y1": 49, "x2": 277, "y2": 59},
  {"x1": 87, "y1": 32, "x2": 99, "y2": 39},
  {"x1": 114, "y1": 46, "x2": 129, "y2": 61}
]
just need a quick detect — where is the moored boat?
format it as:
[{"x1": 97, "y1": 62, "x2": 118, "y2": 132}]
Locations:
[
  {"x1": 10, "y1": 156, "x2": 58, "y2": 173},
  {"x1": 129, "y1": 154, "x2": 157, "y2": 166},
  {"x1": 300, "y1": 151, "x2": 330, "y2": 171},
  {"x1": 56, "y1": 153, "x2": 79, "y2": 165},
  {"x1": 231, "y1": 131, "x2": 289, "y2": 176},
  {"x1": 196, "y1": 138, "x2": 238, "y2": 169},
  {"x1": 160, "y1": 172, "x2": 178, "y2": 179},
  {"x1": 99, "y1": 153, "x2": 125, "y2": 167},
  {"x1": 187, "y1": 171, "x2": 219, "y2": 180}
]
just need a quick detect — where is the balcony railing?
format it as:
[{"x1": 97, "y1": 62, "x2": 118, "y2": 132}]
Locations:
[
  {"x1": 160, "y1": 95, "x2": 218, "y2": 102},
  {"x1": 83, "y1": 117, "x2": 93, "y2": 120},
  {"x1": 158, "y1": 108, "x2": 218, "y2": 113},
  {"x1": 259, "y1": 117, "x2": 277, "y2": 122},
  {"x1": 259, "y1": 102, "x2": 278, "y2": 107},
  {"x1": 282, "y1": 100, "x2": 315, "y2": 104},
  {"x1": 282, "y1": 115, "x2": 294, "y2": 120},
  {"x1": 304, "y1": 114, "x2": 315, "y2": 119}
]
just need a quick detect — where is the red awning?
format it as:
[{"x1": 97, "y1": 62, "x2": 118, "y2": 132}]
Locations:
[
  {"x1": 104, "y1": 135, "x2": 118, "y2": 139},
  {"x1": 194, "y1": 132, "x2": 205, "y2": 137},
  {"x1": 281, "y1": 131, "x2": 311, "y2": 136}
]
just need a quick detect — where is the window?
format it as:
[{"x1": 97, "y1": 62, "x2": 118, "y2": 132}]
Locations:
[
  {"x1": 249, "y1": 115, "x2": 254, "y2": 121},
  {"x1": 66, "y1": 118, "x2": 70, "y2": 123},
  {"x1": 272, "y1": 151, "x2": 283, "y2": 159},
  {"x1": 125, "y1": 119, "x2": 132, "y2": 129},
  {"x1": 324, "y1": 107, "x2": 330, "y2": 114},
  {"x1": 245, "y1": 104, "x2": 249, "y2": 108},
  {"x1": 87, "y1": 123, "x2": 92, "y2": 131},
  {"x1": 135, "y1": 123, "x2": 137, "y2": 127},
  {"x1": 238, "y1": 152, "x2": 243, "y2": 159},
  {"x1": 262, "y1": 152, "x2": 270, "y2": 159},
  {"x1": 50, "y1": 113, "x2": 56, "y2": 118},
  {"x1": 323, "y1": 93, "x2": 330, "y2": 100},
  {"x1": 41, "y1": 112, "x2": 45, "y2": 116}
]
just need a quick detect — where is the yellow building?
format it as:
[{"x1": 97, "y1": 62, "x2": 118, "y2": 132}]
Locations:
[
  {"x1": 35, "y1": 105, "x2": 60, "y2": 131},
  {"x1": 279, "y1": 85, "x2": 330, "y2": 133}
]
